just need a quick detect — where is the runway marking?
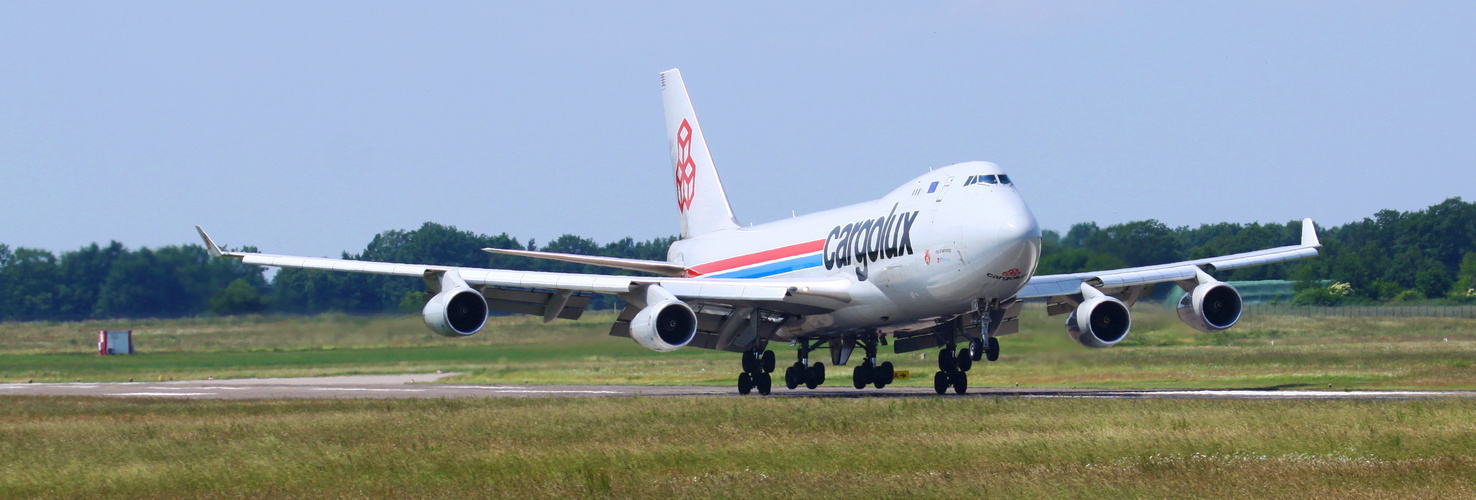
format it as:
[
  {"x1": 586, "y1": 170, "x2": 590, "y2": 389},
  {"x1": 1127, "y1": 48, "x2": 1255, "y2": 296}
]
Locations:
[
  {"x1": 441, "y1": 385, "x2": 624, "y2": 394},
  {"x1": 474, "y1": 389, "x2": 625, "y2": 394},
  {"x1": 1024, "y1": 389, "x2": 1476, "y2": 399},
  {"x1": 110, "y1": 392, "x2": 215, "y2": 397},
  {"x1": 308, "y1": 387, "x2": 426, "y2": 392}
]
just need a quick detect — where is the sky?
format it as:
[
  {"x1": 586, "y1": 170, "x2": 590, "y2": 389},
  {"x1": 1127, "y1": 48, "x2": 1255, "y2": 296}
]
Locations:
[{"x1": 2, "y1": 1, "x2": 1474, "y2": 258}]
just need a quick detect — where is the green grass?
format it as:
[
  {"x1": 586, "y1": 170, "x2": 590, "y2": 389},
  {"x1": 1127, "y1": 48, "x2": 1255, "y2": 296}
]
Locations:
[
  {"x1": 2, "y1": 396, "x2": 1474, "y2": 498},
  {"x1": 2, "y1": 308, "x2": 1475, "y2": 390}
]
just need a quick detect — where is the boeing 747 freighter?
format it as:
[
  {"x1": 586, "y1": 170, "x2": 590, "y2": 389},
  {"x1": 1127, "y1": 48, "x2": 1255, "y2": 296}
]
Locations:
[{"x1": 197, "y1": 69, "x2": 1320, "y2": 395}]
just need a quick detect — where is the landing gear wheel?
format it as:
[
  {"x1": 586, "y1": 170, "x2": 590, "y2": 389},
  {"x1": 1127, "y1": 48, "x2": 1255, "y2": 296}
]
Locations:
[
  {"x1": 951, "y1": 371, "x2": 968, "y2": 394},
  {"x1": 985, "y1": 337, "x2": 1000, "y2": 362},
  {"x1": 738, "y1": 372, "x2": 754, "y2": 395},
  {"x1": 853, "y1": 365, "x2": 872, "y2": 389},
  {"x1": 956, "y1": 347, "x2": 973, "y2": 372},
  {"x1": 742, "y1": 353, "x2": 758, "y2": 374},
  {"x1": 806, "y1": 363, "x2": 825, "y2": 389},
  {"x1": 784, "y1": 365, "x2": 800, "y2": 390},
  {"x1": 970, "y1": 338, "x2": 984, "y2": 361},
  {"x1": 933, "y1": 371, "x2": 949, "y2": 395},
  {"x1": 761, "y1": 350, "x2": 776, "y2": 373},
  {"x1": 756, "y1": 372, "x2": 772, "y2": 395},
  {"x1": 938, "y1": 348, "x2": 955, "y2": 372},
  {"x1": 872, "y1": 360, "x2": 892, "y2": 389}
]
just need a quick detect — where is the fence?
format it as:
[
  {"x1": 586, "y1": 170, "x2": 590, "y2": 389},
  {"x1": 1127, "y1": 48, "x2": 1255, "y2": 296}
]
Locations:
[{"x1": 1246, "y1": 304, "x2": 1476, "y2": 319}]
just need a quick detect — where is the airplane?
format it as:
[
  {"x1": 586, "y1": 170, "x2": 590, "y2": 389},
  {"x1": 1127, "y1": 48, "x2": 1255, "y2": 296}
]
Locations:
[{"x1": 195, "y1": 68, "x2": 1321, "y2": 395}]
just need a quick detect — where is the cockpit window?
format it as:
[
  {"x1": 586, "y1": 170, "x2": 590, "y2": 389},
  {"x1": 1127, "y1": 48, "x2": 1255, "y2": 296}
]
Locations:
[
  {"x1": 998, "y1": 174, "x2": 1012, "y2": 185},
  {"x1": 965, "y1": 174, "x2": 1000, "y2": 187}
]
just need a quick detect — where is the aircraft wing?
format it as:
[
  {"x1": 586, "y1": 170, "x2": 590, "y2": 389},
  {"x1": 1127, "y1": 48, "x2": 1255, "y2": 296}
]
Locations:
[
  {"x1": 1018, "y1": 218, "x2": 1322, "y2": 300},
  {"x1": 195, "y1": 226, "x2": 851, "y2": 313}
]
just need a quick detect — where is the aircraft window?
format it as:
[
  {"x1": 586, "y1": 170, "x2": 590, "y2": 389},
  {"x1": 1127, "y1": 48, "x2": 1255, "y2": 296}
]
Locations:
[
  {"x1": 998, "y1": 174, "x2": 1012, "y2": 184},
  {"x1": 964, "y1": 176, "x2": 975, "y2": 186},
  {"x1": 977, "y1": 174, "x2": 998, "y2": 185}
]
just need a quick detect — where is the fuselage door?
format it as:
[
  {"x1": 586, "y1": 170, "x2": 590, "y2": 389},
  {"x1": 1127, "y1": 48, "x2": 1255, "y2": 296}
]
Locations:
[{"x1": 934, "y1": 176, "x2": 954, "y2": 203}]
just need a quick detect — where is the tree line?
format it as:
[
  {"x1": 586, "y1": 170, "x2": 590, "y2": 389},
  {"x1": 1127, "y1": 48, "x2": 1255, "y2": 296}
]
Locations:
[{"x1": 2, "y1": 198, "x2": 1473, "y2": 322}]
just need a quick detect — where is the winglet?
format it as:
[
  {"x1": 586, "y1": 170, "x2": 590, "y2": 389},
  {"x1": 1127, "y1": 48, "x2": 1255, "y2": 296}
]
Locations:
[
  {"x1": 1301, "y1": 218, "x2": 1320, "y2": 248},
  {"x1": 195, "y1": 225, "x2": 224, "y2": 258}
]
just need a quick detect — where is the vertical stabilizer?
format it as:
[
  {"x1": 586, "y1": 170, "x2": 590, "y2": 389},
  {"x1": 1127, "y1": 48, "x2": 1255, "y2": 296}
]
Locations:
[{"x1": 661, "y1": 69, "x2": 740, "y2": 239}]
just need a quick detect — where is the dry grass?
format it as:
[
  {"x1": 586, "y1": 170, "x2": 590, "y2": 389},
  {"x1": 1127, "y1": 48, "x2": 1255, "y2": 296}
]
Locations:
[{"x1": 2, "y1": 396, "x2": 1474, "y2": 499}]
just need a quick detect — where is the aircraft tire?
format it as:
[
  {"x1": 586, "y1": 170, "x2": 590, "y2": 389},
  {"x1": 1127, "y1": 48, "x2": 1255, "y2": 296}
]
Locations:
[
  {"x1": 807, "y1": 363, "x2": 825, "y2": 389},
  {"x1": 756, "y1": 372, "x2": 772, "y2": 395},
  {"x1": 761, "y1": 350, "x2": 776, "y2": 373},
  {"x1": 933, "y1": 371, "x2": 949, "y2": 395},
  {"x1": 784, "y1": 365, "x2": 800, "y2": 390},
  {"x1": 986, "y1": 337, "x2": 1000, "y2": 362},
  {"x1": 938, "y1": 348, "x2": 955, "y2": 372},
  {"x1": 971, "y1": 338, "x2": 984, "y2": 361},
  {"x1": 853, "y1": 365, "x2": 870, "y2": 389},
  {"x1": 742, "y1": 353, "x2": 758, "y2": 374},
  {"x1": 738, "y1": 372, "x2": 753, "y2": 395},
  {"x1": 956, "y1": 348, "x2": 973, "y2": 372},
  {"x1": 880, "y1": 361, "x2": 895, "y2": 384},
  {"x1": 952, "y1": 371, "x2": 968, "y2": 395}
]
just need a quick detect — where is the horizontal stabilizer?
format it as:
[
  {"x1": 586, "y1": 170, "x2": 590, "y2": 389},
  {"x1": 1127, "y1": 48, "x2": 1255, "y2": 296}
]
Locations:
[{"x1": 483, "y1": 248, "x2": 688, "y2": 277}]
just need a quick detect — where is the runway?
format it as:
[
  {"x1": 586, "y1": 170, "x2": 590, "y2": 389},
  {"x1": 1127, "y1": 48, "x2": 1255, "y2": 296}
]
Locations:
[{"x1": 4, "y1": 374, "x2": 1476, "y2": 400}]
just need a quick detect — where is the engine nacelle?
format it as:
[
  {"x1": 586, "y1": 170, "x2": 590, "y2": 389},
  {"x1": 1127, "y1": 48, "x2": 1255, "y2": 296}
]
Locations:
[
  {"x1": 1065, "y1": 295, "x2": 1132, "y2": 348},
  {"x1": 1177, "y1": 279, "x2": 1243, "y2": 332},
  {"x1": 628, "y1": 286, "x2": 698, "y2": 352},
  {"x1": 422, "y1": 288, "x2": 489, "y2": 337}
]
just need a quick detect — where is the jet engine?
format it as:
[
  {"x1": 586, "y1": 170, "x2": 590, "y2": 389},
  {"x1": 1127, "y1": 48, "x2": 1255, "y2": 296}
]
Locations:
[
  {"x1": 1176, "y1": 271, "x2": 1243, "y2": 332},
  {"x1": 1065, "y1": 283, "x2": 1131, "y2": 348},
  {"x1": 628, "y1": 286, "x2": 698, "y2": 352},
  {"x1": 422, "y1": 287, "x2": 489, "y2": 337}
]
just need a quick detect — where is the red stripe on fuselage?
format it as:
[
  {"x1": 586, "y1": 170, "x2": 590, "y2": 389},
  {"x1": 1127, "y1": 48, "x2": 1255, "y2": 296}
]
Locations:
[{"x1": 685, "y1": 239, "x2": 825, "y2": 277}]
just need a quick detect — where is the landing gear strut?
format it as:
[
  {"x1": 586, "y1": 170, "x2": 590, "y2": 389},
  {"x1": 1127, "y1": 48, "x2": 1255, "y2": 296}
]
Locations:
[
  {"x1": 738, "y1": 349, "x2": 774, "y2": 395},
  {"x1": 784, "y1": 340, "x2": 827, "y2": 390},
  {"x1": 851, "y1": 333, "x2": 895, "y2": 390}
]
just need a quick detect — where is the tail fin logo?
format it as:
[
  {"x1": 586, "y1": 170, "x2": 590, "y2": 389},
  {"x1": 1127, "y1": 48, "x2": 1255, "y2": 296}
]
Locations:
[{"x1": 674, "y1": 118, "x2": 697, "y2": 212}]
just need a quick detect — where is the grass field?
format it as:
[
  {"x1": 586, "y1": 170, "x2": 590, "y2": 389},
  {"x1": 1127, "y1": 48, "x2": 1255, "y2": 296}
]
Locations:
[
  {"x1": 3, "y1": 312, "x2": 1476, "y2": 498},
  {"x1": 2, "y1": 396, "x2": 1474, "y2": 498},
  {"x1": 2, "y1": 308, "x2": 1474, "y2": 390}
]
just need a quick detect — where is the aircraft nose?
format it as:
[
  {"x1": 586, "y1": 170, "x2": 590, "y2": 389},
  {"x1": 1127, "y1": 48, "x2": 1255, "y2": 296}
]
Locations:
[{"x1": 996, "y1": 201, "x2": 1041, "y2": 245}]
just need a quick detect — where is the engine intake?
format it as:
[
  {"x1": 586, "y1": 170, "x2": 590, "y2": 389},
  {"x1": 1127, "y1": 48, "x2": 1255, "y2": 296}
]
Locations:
[
  {"x1": 1177, "y1": 277, "x2": 1243, "y2": 332},
  {"x1": 1066, "y1": 295, "x2": 1132, "y2": 348},
  {"x1": 423, "y1": 288, "x2": 489, "y2": 337},
  {"x1": 1063, "y1": 283, "x2": 1131, "y2": 348},
  {"x1": 628, "y1": 286, "x2": 698, "y2": 352}
]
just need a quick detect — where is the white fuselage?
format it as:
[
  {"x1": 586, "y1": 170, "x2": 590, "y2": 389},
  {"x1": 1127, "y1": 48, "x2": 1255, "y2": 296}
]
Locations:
[{"x1": 668, "y1": 161, "x2": 1042, "y2": 339}]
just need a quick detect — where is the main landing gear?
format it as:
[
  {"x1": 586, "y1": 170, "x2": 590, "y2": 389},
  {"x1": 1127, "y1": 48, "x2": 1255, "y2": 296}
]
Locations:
[
  {"x1": 932, "y1": 337, "x2": 999, "y2": 395},
  {"x1": 851, "y1": 334, "x2": 895, "y2": 390},
  {"x1": 783, "y1": 339, "x2": 826, "y2": 390},
  {"x1": 738, "y1": 349, "x2": 775, "y2": 395}
]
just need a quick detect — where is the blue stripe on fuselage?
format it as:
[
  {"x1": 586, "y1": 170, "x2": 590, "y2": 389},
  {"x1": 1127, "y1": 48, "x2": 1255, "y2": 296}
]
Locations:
[{"x1": 709, "y1": 254, "x2": 823, "y2": 279}]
